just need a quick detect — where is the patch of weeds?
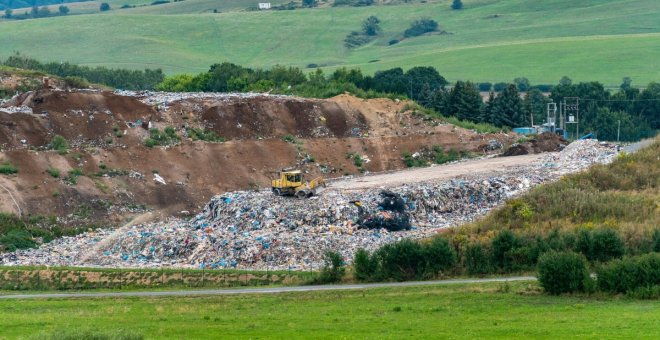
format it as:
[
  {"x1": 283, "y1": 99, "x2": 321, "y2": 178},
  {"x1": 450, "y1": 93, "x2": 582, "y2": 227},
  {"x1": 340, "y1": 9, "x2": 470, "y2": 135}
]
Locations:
[
  {"x1": 63, "y1": 168, "x2": 83, "y2": 185},
  {"x1": 50, "y1": 135, "x2": 69, "y2": 155},
  {"x1": 392, "y1": 306, "x2": 402, "y2": 312},
  {"x1": 94, "y1": 179, "x2": 109, "y2": 194},
  {"x1": 46, "y1": 168, "x2": 60, "y2": 178},
  {"x1": 52, "y1": 190, "x2": 60, "y2": 197},
  {"x1": 73, "y1": 204, "x2": 92, "y2": 219},
  {"x1": 402, "y1": 152, "x2": 427, "y2": 167},
  {"x1": 432, "y1": 146, "x2": 460, "y2": 165},
  {"x1": 72, "y1": 152, "x2": 84, "y2": 162},
  {"x1": 145, "y1": 127, "x2": 180, "y2": 147},
  {"x1": 353, "y1": 155, "x2": 363, "y2": 168},
  {"x1": 95, "y1": 167, "x2": 129, "y2": 177},
  {"x1": 186, "y1": 128, "x2": 225, "y2": 142},
  {"x1": 113, "y1": 125, "x2": 124, "y2": 138},
  {"x1": 281, "y1": 134, "x2": 297, "y2": 143},
  {"x1": 0, "y1": 160, "x2": 18, "y2": 174}
]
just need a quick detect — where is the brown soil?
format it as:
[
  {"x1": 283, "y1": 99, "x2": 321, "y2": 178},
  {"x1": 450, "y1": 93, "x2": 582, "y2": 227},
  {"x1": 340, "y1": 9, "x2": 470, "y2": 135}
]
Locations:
[
  {"x1": 0, "y1": 89, "x2": 517, "y2": 226},
  {"x1": 502, "y1": 132, "x2": 567, "y2": 156}
]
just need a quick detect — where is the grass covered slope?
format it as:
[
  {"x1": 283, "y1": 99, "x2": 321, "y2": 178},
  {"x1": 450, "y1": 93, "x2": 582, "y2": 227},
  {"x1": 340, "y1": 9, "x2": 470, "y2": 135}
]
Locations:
[
  {"x1": 448, "y1": 140, "x2": 660, "y2": 249},
  {"x1": 1, "y1": 282, "x2": 659, "y2": 338},
  {"x1": 0, "y1": 0, "x2": 658, "y2": 84}
]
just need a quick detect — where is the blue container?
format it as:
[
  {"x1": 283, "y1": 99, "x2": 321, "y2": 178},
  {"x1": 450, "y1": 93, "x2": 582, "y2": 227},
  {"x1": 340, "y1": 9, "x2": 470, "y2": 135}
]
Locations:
[{"x1": 513, "y1": 127, "x2": 537, "y2": 135}]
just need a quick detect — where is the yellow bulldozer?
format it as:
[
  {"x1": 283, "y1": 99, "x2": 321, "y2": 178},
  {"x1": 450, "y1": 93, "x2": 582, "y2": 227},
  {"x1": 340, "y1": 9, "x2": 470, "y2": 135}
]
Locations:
[{"x1": 271, "y1": 169, "x2": 325, "y2": 198}]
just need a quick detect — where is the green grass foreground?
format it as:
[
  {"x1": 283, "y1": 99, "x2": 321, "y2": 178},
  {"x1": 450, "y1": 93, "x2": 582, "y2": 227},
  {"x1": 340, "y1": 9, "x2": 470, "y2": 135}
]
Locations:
[
  {"x1": 0, "y1": 0, "x2": 658, "y2": 85},
  {"x1": 0, "y1": 281, "x2": 658, "y2": 339}
]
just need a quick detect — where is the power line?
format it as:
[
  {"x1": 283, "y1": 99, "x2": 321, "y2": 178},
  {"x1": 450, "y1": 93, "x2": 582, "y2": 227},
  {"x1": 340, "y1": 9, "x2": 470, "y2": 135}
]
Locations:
[{"x1": 578, "y1": 98, "x2": 660, "y2": 102}]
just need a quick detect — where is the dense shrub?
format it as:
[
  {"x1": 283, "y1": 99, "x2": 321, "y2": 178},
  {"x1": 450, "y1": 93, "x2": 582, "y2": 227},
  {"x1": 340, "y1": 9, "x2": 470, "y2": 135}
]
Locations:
[
  {"x1": 316, "y1": 251, "x2": 346, "y2": 284},
  {"x1": 50, "y1": 135, "x2": 69, "y2": 155},
  {"x1": 63, "y1": 76, "x2": 89, "y2": 89},
  {"x1": 537, "y1": 251, "x2": 590, "y2": 295},
  {"x1": 422, "y1": 237, "x2": 456, "y2": 276},
  {"x1": 404, "y1": 18, "x2": 439, "y2": 38},
  {"x1": 357, "y1": 237, "x2": 457, "y2": 282},
  {"x1": 591, "y1": 228, "x2": 625, "y2": 262},
  {"x1": 491, "y1": 229, "x2": 518, "y2": 271},
  {"x1": 596, "y1": 253, "x2": 660, "y2": 294},
  {"x1": 0, "y1": 229, "x2": 36, "y2": 252},
  {"x1": 353, "y1": 248, "x2": 375, "y2": 281},
  {"x1": 373, "y1": 239, "x2": 426, "y2": 281},
  {"x1": 465, "y1": 242, "x2": 491, "y2": 275}
]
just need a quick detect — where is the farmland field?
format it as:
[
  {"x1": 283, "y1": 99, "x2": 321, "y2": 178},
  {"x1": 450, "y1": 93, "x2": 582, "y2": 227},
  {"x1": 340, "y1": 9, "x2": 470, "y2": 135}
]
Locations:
[
  {"x1": 0, "y1": 281, "x2": 658, "y2": 338},
  {"x1": 0, "y1": 0, "x2": 659, "y2": 85}
]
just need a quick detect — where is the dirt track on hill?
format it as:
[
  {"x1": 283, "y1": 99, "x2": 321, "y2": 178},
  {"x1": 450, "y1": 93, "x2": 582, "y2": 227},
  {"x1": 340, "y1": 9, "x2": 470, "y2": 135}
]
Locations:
[{"x1": 330, "y1": 154, "x2": 546, "y2": 190}]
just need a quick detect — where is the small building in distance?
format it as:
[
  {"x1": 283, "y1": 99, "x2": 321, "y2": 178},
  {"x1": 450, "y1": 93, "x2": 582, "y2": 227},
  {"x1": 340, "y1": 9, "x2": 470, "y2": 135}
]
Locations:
[{"x1": 258, "y1": 3, "x2": 271, "y2": 10}]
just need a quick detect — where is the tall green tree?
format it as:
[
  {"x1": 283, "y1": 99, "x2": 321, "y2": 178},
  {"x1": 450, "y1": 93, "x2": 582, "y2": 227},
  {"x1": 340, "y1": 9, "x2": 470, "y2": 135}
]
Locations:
[
  {"x1": 634, "y1": 82, "x2": 660, "y2": 129},
  {"x1": 451, "y1": 0, "x2": 463, "y2": 10},
  {"x1": 361, "y1": 16, "x2": 381, "y2": 36},
  {"x1": 448, "y1": 81, "x2": 482, "y2": 121},
  {"x1": 480, "y1": 91, "x2": 496, "y2": 124},
  {"x1": 492, "y1": 84, "x2": 525, "y2": 127},
  {"x1": 58, "y1": 5, "x2": 69, "y2": 15},
  {"x1": 523, "y1": 88, "x2": 550, "y2": 126}
]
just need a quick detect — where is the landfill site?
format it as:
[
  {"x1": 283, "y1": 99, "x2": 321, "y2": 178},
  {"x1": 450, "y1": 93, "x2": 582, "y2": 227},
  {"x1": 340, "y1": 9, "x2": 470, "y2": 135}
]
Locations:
[{"x1": 0, "y1": 87, "x2": 619, "y2": 270}]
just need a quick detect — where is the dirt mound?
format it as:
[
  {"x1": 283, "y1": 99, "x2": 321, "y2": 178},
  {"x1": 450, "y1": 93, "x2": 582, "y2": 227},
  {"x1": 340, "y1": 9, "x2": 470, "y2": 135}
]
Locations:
[
  {"x1": 1, "y1": 90, "x2": 158, "y2": 147},
  {"x1": 201, "y1": 97, "x2": 368, "y2": 139},
  {"x1": 502, "y1": 133, "x2": 567, "y2": 156}
]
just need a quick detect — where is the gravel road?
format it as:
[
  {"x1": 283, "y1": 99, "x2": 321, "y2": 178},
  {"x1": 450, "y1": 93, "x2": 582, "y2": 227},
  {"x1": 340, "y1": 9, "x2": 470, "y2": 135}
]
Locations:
[
  {"x1": 330, "y1": 154, "x2": 545, "y2": 190},
  {"x1": 0, "y1": 276, "x2": 536, "y2": 300}
]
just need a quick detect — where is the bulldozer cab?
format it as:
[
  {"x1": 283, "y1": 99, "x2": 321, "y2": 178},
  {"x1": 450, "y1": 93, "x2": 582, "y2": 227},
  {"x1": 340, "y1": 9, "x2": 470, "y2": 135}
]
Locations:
[
  {"x1": 277, "y1": 170, "x2": 302, "y2": 186},
  {"x1": 272, "y1": 170, "x2": 303, "y2": 194},
  {"x1": 284, "y1": 171, "x2": 302, "y2": 184}
]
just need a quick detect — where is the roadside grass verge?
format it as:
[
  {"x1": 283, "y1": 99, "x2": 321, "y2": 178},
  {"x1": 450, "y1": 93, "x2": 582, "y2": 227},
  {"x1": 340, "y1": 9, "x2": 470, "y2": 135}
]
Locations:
[{"x1": 1, "y1": 281, "x2": 658, "y2": 339}]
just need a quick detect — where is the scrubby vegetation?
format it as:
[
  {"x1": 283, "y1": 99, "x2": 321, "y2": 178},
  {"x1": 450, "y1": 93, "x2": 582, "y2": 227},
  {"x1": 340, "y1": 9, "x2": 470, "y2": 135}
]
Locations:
[
  {"x1": 185, "y1": 128, "x2": 225, "y2": 143},
  {"x1": 0, "y1": 160, "x2": 18, "y2": 175},
  {"x1": 0, "y1": 213, "x2": 95, "y2": 252},
  {"x1": 144, "y1": 127, "x2": 180, "y2": 147},
  {"x1": 49, "y1": 135, "x2": 69, "y2": 155}
]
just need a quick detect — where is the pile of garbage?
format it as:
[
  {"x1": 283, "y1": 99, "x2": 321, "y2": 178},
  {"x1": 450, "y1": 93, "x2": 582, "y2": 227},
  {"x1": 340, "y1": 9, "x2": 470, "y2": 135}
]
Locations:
[
  {"x1": 1, "y1": 140, "x2": 620, "y2": 270},
  {"x1": 540, "y1": 139, "x2": 618, "y2": 174},
  {"x1": 114, "y1": 90, "x2": 291, "y2": 112},
  {"x1": 0, "y1": 105, "x2": 33, "y2": 114}
]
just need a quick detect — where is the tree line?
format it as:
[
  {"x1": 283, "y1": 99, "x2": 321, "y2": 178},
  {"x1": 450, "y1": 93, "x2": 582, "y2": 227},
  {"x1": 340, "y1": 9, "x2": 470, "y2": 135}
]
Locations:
[
  {"x1": 157, "y1": 62, "x2": 658, "y2": 141},
  {"x1": 1, "y1": 54, "x2": 165, "y2": 90},
  {"x1": 3, "y1": 54, "x2": 657, "y2": 141}
]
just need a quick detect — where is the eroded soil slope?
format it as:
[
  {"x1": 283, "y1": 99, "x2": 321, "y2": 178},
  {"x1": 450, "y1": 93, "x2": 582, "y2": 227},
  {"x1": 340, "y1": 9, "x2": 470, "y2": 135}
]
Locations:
[{"x1": 0, "y1": 90, "x2": 514, "y2": 226}]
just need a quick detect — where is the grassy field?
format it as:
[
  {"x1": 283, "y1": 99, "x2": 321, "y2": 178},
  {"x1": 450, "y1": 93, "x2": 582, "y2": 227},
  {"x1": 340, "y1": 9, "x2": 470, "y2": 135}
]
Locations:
[
  {"x1": 0, "y1": 281, "x2": 658, "y2": 338},
  {"x1": 0, "y1": 0, "x2": 658, "y2": 85},
  {"x1": 5, "y1": 0, "x2": 291, "y2": 16}
]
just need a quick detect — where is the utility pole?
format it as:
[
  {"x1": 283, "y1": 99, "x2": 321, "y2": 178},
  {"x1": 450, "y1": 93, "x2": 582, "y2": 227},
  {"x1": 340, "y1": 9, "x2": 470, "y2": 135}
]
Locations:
[{"x1": 617, "y1": 120, "x2": 621, "y2": 142}]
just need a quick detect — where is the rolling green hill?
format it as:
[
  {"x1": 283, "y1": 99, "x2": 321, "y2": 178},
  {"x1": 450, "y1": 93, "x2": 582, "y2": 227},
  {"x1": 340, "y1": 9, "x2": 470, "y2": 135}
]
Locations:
[{"x1": 0, "y1": 0, "x2": 658, "y2": 86}]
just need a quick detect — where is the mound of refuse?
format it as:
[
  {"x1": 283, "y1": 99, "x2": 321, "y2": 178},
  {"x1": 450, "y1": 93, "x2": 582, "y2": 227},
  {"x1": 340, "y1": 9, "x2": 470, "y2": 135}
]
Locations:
[
  {"x1": 1, "y1": 139, "x2": 620, "y2": 270},
  {"x1": 502, "y1": 133, "x2": 568, "y2": 156}
]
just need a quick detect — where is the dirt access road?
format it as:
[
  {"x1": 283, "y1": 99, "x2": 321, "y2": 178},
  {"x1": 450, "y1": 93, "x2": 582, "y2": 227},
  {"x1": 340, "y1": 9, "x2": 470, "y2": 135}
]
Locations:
[
  {"x1": 330, "y1": 153, "x2": 546, "y2": 190},
  {"x1": 0, "y1": 276, "x2": 535, "y2": 300}
]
